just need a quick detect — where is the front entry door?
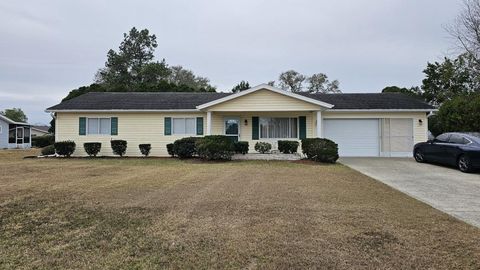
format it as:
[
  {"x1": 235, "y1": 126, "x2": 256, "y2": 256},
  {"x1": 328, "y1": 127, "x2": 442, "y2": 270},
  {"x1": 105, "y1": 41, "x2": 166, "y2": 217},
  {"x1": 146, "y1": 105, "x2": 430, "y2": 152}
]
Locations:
[
  {"x1": 224, "y1": 117, "x2": 240, "y2": 142},
  {"x1": 16, "y1": 127, "x2": 24, "y2": 146}
]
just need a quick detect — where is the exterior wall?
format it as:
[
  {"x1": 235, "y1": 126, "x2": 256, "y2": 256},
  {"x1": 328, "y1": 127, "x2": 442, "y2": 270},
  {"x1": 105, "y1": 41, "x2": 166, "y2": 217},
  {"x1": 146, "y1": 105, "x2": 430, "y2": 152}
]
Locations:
[
  {"x1": 55, "y1": 110, "x2": 428, "y2": 157},
  {"x1": 0, "y1": 119, "x2": 8, "y2": 149},
  {"x1": 31, "y1": 129, "x2": 49, "y2": 137},
  {"x1": 56, "y1": 112, "x2": 206, "y2": 156},
  {"x1": 211, "y1": 111, "x2": 314, "y2": 151},
  {"x1": 321, "y1": 111, "x2": 429, "y2": 145},
  {"x1": 207, "y1": 89, "x2": 321, "y2": 111}
]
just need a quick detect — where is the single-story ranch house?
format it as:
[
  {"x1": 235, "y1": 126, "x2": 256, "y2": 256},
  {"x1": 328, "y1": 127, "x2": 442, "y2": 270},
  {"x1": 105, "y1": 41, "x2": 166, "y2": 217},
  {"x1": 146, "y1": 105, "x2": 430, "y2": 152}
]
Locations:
[
  {"x1": 46, "y1": 84, "x2": 436, "y2": 157},
  {"x1": 0, "y1": 114, "x2": 31, "y2": 149}
]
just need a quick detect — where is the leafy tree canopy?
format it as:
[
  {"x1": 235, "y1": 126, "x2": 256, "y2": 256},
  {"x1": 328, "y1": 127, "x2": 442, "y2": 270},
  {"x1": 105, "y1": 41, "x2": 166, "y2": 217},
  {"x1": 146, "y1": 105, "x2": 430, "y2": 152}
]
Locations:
[
  {"x1": 381, "y1": 86, "x2": 422, "y2": 98},
  {"x1": 231, "y1": 81, "x2": 250, "y2": 93},
  {"x1": 272, "y1": 70, "x2": 341, "y2": 93},
  {"x1": 1, "y1": 108, "x2": 28, "y2": 122}
]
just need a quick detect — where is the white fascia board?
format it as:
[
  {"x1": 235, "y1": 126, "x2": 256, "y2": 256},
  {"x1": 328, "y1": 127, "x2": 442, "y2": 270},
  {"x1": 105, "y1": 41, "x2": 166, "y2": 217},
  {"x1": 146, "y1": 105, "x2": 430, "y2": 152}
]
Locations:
[
  {"x1": 196, "y1": 84, "x2": 334, "y2": 110},
  {"x1": 327, "y1": 109, "x2": 438, "y2": 112},
  {"x1": 45, "y1": 109, "x2": 201, "y2": 113}
]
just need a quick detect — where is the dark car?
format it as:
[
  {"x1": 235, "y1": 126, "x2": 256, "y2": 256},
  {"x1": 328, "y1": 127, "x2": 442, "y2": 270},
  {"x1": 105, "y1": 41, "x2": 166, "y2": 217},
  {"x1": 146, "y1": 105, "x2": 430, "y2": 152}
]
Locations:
[{"x1": 413, "y1": 132, "x2": 480, "y2": 173}]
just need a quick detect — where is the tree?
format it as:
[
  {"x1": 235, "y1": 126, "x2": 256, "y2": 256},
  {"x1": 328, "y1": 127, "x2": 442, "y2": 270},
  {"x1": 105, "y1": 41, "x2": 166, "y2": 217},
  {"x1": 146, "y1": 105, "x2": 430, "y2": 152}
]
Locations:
[
  {"x1": 447, "y1": 0, "x2": 480, "y2": 66},
  {"x1": 307, "y1": 73, "x2": 341, "y2": 93},
  {"x1": 168, "y1": 66, "x2": 214, "y2": 91},
  {"x1": 430, "y1": 93, "x2": 480, "y2": 135},
  {"x1": 278, "y1": 70, "x2": 306, "y2": 92},
  {"x1": 1, "y1": 108, "x2": 28, "y2": 122},
  {"x1": 231, "y1": 81, "x2": 250, "y2": 93},
  {"x1": 381, "y1": 86, "x2": 422, "y2": 98},
  {"x1": 421, "y1": 55, "x2": 476, "y2": 105}
]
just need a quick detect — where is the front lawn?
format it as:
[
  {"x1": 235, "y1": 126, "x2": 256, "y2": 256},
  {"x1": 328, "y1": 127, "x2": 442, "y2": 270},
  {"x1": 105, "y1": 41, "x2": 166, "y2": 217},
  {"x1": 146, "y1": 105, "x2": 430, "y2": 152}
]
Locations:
[{"x1": 0, "y1": 150, "x2": 479, "y2": 269}]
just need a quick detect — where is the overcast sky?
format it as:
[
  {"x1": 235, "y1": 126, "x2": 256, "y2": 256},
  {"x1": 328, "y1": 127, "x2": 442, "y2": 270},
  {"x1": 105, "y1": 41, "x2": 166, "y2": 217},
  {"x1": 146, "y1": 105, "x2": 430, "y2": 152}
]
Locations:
[{"x1": 0, "y1": 0, "x2": 462, "y2": 124}]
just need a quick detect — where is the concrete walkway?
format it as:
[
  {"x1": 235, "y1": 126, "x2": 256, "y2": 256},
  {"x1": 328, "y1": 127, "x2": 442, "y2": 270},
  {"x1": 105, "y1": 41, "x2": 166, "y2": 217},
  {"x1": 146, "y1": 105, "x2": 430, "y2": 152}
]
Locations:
[{"x1": 340, "y1": 157, "x2": 480, "y2": 228}]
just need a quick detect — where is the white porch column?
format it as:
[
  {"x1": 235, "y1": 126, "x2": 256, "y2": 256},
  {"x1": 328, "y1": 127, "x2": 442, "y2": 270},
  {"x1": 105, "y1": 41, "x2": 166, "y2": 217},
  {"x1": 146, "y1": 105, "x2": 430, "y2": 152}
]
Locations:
[
  {"x1": 206, "y1": 111, "x2": 212, "y2": 135},
  {"x1": 316, "y1": 110, "x2": 323, "y2": 138}
]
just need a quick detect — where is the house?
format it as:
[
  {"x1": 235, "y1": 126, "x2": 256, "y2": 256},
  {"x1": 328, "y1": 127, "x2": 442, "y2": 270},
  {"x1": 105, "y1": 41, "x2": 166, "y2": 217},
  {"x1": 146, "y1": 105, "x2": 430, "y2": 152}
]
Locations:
[
  {"x1": 31, "y1": 125, "x2": 50, "y2": 137},
  {"x1": 0, "y1": 114, "x2": 31, "y2": 149},
  {"x1": 46, "y1": 84, "x2": 435, "y2": 157}
]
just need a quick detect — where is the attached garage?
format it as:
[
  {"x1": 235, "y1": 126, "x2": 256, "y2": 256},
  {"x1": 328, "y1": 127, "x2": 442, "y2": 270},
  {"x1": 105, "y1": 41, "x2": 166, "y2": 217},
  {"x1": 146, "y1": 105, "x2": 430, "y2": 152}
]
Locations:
[
  {"x1": 324, "y1": 119, "x2": 380, "y2": 157},
  {"x1": 323, "y1": 118, "x2": 414, "y2": 157}
]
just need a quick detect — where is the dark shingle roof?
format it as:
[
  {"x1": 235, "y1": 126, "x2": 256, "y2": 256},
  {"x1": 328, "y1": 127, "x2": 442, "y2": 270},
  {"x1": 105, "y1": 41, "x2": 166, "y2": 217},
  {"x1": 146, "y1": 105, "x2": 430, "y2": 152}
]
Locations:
[
  {"x1": 47, "y1": 91, "x2": 435, "y2": 111},
  {"x1": 300, "y1": 93, "x2": 435, "y2": 110}
]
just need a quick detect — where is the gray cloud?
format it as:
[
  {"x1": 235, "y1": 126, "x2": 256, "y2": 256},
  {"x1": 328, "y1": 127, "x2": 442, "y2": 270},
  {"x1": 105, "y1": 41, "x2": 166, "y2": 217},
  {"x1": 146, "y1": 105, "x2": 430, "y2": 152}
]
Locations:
[{"x1": 0, "y1": 0, "x2": 461, "y2": 123}]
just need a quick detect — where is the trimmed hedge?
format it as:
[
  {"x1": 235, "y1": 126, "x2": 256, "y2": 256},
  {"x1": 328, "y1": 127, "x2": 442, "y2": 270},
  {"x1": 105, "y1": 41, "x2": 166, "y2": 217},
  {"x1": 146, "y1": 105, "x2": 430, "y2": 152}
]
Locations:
[
  {"x1": 254, "y1": 142, "x2": 272, "y2": 154},
  {"x1": 234, "y1": 141, "x2": 249, "y2": 154},
  {"x1": 139, "y1": 144, "x2": 151, "y2": 157},
  {"x1": 173, "y1": 137, "x2": 199, "y2": 159},
  {"x1": 111, "y1": 140, "x2": 127, "y2": 157},
  {"x1": 84, "y1": 142, "x2": 101, "y2": 157},
  {"x1": 196, "y1": 135, "x2": 235, "y2": 160},
  {"x1": 166, "y1": 143, "x2": 175, "y2": 157},
  {"x1": 54, "y1": 141, "x2": 76, "y2": 157},
  {"x1": 32, "y1": 135, "x2": 54, "y2": 148},
  {"x1": 301, "y1": 138, "x2": 339, "y2": 163},
  {"x1": 278, "y1": 140, "x2": 299, "y2": 154},
  {"x1": 41, "y1": 145, "x2": 55, "y2": 156}
]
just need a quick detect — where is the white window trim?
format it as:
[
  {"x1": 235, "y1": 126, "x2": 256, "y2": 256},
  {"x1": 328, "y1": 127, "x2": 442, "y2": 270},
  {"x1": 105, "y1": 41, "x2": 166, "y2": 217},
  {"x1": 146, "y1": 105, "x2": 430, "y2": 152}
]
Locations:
[
  {"x1": 86, "y1": 117, "x2": 112, "y2": 135},
  {"x1": 259, "y1": 117, "x2": 299, "y2": 139},
  {"x1": 172, "y1": 117, "x2": 197, "y2": 135}
]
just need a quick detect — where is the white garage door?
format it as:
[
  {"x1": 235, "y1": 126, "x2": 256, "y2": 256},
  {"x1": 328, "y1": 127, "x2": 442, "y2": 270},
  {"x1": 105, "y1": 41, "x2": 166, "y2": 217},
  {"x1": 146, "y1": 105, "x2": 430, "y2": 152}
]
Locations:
[{"x1": 324, "y1": 119, "x2": 380, "y2": 157}]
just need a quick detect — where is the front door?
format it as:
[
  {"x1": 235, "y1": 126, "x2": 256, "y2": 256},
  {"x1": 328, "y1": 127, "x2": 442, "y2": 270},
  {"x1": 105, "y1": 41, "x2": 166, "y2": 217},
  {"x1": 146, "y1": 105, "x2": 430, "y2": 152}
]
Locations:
[
  {"x1": 224, "y1": 117, "x2": 240, "y2": 142},
  {"x1": 16, "y1": 127, "x2": 24, "y2": 146}
]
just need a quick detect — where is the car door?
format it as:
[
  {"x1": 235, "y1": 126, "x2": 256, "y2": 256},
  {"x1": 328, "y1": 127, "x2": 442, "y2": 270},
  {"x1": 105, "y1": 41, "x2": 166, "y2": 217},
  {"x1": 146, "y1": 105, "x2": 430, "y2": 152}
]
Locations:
[
  {"x1": 425, "y1": 133, "x2": 450, "y2": 163},
  {"x1": 444, "y1": 134, "x2": 466, "y2": 166}
]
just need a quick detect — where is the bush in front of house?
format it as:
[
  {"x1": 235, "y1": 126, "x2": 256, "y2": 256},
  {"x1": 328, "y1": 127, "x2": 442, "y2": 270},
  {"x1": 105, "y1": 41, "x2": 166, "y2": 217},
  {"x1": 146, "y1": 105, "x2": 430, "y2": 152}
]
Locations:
[
  {"x1": 139, "y1": 144, "x2": 151, "y2": 157},
  {"x1": 254, "y1": 142, "x2": 272, "y2": 154},
  {"x1": 41, "y1": 145, "x2": 55, "y2": 156},
  {"x1": 173, "y1": 137, "x2": 199, "y2": 159},
  {"x1": 196, "y1": 135, "x2": 235, "y2": 160},
  {"x1": 234, "y1": 141, "x2": 249, "y2": 154},
  {"x1": 166, "y1": 143, "x2": 175, "y2": 157},
  {"x1": 111, "y1": 140, "x2": 127, "y2": 157},
  {"x1": 278, "y1": 140, "x2": 299, "y2": 154},
  {"x1": 84, "y1": 142, "x2": 101, "y2": 157},
  {"x1": 32, "y1": 135, "x2": 55, "y2": 148},
  {"x1": 301, "y1": 138, "x2": 339, "y2": 163},
  {"x1": 54, "y1": 141, "x2": 76, "y2": 157}
]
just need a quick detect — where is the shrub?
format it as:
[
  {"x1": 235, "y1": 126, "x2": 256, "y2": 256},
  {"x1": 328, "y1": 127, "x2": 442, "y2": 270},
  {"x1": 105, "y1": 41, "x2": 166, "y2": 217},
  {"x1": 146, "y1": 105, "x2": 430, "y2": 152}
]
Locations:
[
  {"x1": 278, "y1": 140, "x2": 299, "y2": 154},
  {"x1": 54, "y1": 141, "x2": 76, "y2": 157},
  {"x1": 301, "y1": 138, "x2": 339, "y2": 163},
  {"x1": 254, "y1": 142, "x2": 272, "y2": 154},
  {"x1": 173, "y1": 137, "x2": 198, "y2": 159},
  {"x1": 84, "y1": 142, "x2": 101, "y2": 157},
  {"x1": 196, "y1": 135, "x2": 235, "y2": 160},
  {"x1": 32, "y1": 135, "x2": 54, "y2": 148},
  {"x1": 166, "y1": 143, "x2": 175, "y2": 157},
  {"x1": 41, "y1": 145, "x2": 55, "y2": 156},
  {"x1": 139, "y1": 144, "x2": 151, "y2": 157},
  {"x1": 111, "y1": 140, "x2": 127, "y2": 157},
  {"x1": 234, "y1": 141, "x2": 249, "y2": 154}
]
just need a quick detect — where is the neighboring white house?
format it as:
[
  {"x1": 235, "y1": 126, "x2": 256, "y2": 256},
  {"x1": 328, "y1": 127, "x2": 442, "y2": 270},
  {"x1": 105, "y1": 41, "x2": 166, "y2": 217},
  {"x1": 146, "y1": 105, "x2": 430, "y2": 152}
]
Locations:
[
  {"x1": 31, "y1": 125, "x2": 50, "y2": 137},
  {"x1": 0, "y1": 114, "x2": 32, "y2": 149},
  {"x1": 46, "y1": 84, "x2": 436, "y2": 157}
]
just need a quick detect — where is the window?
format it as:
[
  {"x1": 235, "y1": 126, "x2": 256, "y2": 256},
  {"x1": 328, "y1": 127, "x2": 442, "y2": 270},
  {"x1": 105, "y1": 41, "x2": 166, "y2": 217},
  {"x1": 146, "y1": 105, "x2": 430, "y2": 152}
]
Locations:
[
  {"x1": 172, "y1": 118, "x2": 196, "y2": 135},
  {"x1": 87, "y1": 118, "x2": 111, "y2": 135},
  {"x1": 23, "y1": 127, "x2": 30, "y2": 143},
  {"x1": 449, "y1": 134, "x2": 469, "y2": 145},
  {"x1": 259, "y1": 117, "x2": 298, "y2": 139},
  {"x1": 435, "y1": 133, "x2": 450, "y2": 143}
]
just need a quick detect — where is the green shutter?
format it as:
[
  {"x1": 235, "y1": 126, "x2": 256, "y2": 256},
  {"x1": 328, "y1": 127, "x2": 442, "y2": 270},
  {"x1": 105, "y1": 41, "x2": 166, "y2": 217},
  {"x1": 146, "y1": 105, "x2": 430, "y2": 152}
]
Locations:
[
  {"x1": 79, "y1": 117, "x2": 86, "y2": 135},
  {"x1": 111, "y1": 117, "x2": 118, "y2": 135},
  {"x1": 164, "y1": 117, "x2": 172, "y2": 135},
  {"x1": 196, "y1": 117, "x2": 204, "y2": 135},
  {"x1": 252, "y1": 117, "x2": 259, "y2": 140},
  {"x1": 299, "y1": 116, "x2": 306, "y2": 139}
]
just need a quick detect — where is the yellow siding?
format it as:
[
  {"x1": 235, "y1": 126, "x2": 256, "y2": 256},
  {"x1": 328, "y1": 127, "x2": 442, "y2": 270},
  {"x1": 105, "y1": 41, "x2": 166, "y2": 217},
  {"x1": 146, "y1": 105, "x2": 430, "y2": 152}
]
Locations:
[
  {"x1": 56, "y1": 112, "x2": 206, "y2": 157},
  {"x1": 321, "y1": 111, "x2": 429, "y2": 144},
  {"x1": 206, "y1": 89, "x2": 322, "y2": 111}
]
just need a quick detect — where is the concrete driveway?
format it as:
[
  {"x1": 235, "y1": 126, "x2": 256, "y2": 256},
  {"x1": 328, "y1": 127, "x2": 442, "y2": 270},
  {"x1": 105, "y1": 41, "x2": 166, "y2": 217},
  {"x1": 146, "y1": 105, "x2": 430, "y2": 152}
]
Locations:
[{"x1": 340, "y1": 157, "x2": 480, "y2": 228}]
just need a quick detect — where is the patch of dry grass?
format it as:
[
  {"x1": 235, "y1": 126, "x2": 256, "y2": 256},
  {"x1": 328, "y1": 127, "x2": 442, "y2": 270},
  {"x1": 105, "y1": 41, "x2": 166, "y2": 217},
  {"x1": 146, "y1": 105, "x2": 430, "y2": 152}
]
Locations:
[{"x1": 0, "y1": 149, "x2": 479, "y2": 269}]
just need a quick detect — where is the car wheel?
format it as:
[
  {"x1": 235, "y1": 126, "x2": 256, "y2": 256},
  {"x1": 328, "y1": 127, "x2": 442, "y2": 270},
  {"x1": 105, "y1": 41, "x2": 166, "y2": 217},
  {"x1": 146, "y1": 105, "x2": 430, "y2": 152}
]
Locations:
[
  {"x1": 457, "y1": 155, "x2": 472, "y2": 173},
  {"x1": 414, "y1": 149, "x2": 425, "y2": 163}
]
